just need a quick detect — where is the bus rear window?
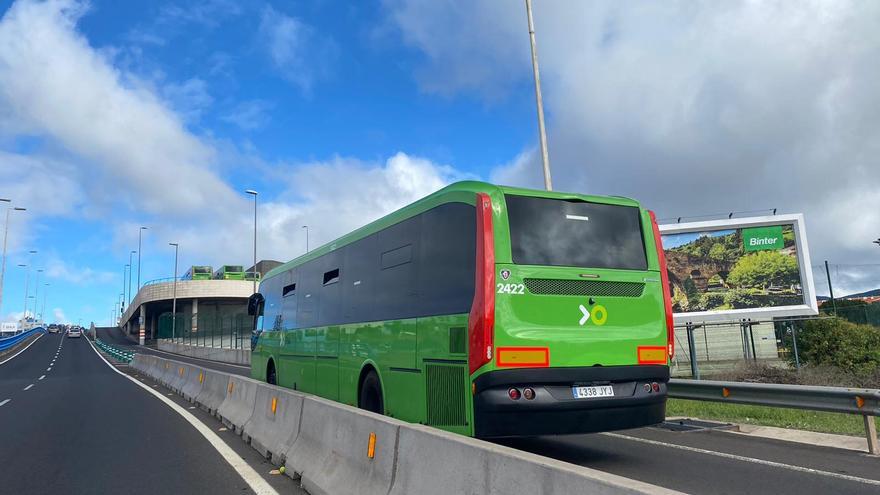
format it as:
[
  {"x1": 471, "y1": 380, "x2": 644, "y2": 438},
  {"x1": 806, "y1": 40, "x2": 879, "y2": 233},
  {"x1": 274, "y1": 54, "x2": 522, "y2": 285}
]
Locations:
[{"x1": 505, "y1": 195, "x2": 647, "y2": 270}]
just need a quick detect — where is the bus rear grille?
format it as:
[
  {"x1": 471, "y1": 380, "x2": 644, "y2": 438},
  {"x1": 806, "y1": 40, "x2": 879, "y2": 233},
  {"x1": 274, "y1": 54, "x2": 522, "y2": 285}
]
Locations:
[
  {"x1": 426, "y1": 364, "x2": 467, "y2": 427},
  {"x1": 523, "y1": 278, "x2": 645, "y2": 297}
]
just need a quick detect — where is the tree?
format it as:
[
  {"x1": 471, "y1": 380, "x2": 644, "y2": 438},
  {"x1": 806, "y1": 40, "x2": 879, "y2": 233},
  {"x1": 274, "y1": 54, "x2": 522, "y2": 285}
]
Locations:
[
  {"x1": 683, "y1": 277, "x2": 699, "y2": 303},
  {"x1": 727, "y1": 251, "x2": 798, "y2": 289},
  {"x1": 708, "y1": 243, "x2": 727, "y2": 261}
]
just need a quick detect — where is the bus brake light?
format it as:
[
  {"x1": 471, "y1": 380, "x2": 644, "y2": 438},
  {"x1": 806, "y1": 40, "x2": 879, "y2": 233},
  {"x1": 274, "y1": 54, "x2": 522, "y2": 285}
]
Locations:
[
  {"x1": 469, "y1": 193, "x2": 496, "y2": 374},
  {"x1": 649, "y1": 211, "x2": 674, "y2": 359}
]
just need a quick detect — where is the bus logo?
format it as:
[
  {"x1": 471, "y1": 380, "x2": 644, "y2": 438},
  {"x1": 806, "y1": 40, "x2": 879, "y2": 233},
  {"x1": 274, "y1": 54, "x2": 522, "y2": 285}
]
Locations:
[
  {"x1": 578, "y1": 303, "x2": 608, "y2": 326},
  {"x1": 500, "y1": 269, "x2": 511, "y2": 280}
]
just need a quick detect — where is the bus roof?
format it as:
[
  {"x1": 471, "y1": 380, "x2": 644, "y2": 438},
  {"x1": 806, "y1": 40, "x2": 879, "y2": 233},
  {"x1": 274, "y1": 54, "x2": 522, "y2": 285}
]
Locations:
[{"x1": 263, "y1": 180, "x2": 642, "y2": 281}]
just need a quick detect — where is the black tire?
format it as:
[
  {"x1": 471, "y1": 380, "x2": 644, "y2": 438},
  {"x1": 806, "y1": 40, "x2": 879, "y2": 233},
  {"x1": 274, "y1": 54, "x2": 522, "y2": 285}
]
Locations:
[
  {"x1": 266, "y1": 360, "x2": 277, "y2": 385},
  {"x1": 359, "y1": 370, "x2": 384, "y2": 415}
]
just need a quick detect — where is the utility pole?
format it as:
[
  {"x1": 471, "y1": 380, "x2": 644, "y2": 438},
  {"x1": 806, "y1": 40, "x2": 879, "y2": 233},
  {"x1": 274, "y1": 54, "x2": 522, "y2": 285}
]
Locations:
[
  {"x1": 824, "y1": 260, "x2": 837, "y2": 315},
  {"x1": 246, "y1": 190, "x2": 258, "y2": 295},
  {"x1": 525, "y1": 0, "x2": 553, "y2": 191},
  {"x1": 169, "y1": 243, "x2": 179, "y2": 341},
  {"x1": 137, "y1": 226, "x2": 147, "y2": 290}
]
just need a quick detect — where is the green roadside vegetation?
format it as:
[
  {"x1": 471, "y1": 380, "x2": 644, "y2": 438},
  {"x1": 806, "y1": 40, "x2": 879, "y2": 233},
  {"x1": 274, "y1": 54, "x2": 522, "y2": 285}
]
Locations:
[{"x1": 666, "y1": 398, "x2": 877, "y2": 437}]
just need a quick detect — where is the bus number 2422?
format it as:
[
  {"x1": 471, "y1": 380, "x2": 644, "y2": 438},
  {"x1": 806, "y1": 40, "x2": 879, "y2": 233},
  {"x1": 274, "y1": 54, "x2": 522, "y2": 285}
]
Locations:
[{"x1": 496, "y1": 283, "x2": 525, "y2": 295}]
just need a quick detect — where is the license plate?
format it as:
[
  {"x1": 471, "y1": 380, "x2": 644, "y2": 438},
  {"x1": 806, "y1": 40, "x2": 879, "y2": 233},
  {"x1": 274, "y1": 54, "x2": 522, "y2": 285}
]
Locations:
[{"x1": 571, "y1": 385, "x2": 614, "y2": 399}]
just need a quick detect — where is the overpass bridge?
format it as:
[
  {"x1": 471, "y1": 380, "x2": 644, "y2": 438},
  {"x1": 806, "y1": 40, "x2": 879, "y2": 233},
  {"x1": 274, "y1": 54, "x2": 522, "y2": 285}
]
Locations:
[{"x1": 118, "y1": 278, "x2": 254, "y2": 344}]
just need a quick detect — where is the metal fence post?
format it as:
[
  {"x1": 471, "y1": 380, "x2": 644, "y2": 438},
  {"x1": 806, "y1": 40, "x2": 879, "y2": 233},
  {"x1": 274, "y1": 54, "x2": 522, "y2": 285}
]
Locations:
[
  {"x1": 748, "y1": 321, "x2": 758, "y2": 363},
  {"x1": 686, "y1": 322, "x2": 700, "y2": 379},
  {"x1": 865, "y1": 415, "x2": 879, "y2": 455},
  {"x1": 790, "y1": 321, "x2": 800, "y2": 370}
]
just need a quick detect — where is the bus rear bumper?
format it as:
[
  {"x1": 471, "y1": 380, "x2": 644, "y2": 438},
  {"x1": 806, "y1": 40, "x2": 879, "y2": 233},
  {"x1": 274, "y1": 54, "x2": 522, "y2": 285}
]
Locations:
[{"x1": 472, "y1": 365, "x2": 668, "y2": 438}]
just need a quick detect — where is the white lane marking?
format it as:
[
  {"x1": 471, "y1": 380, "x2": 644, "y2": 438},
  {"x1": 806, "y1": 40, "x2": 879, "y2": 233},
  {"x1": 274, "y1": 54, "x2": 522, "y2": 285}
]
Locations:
[
  {"x1": 143, "y1": 346, "x2": 250, "y2": 369},
  {"x1": 23, "y1": 384, "x2": 34, "y2": 391},
  {"x1": 0, "y1": 399, "x2": 10, "y2": 407},
  {"x1": 0, "y1": 333, "x2": 45, "y2": 366},
  {"x1": 601, "y1": 432, "x2": 880, "y2": 487},
  {"x1": 83, "y1": 336, "x2": 278, "y2": 495},
  {"x1": 46, "y1": 367, "x2": 52, "y2": 371},
  {"x1": 39, "y1": 375, "x2": 46, "y2": 380}
]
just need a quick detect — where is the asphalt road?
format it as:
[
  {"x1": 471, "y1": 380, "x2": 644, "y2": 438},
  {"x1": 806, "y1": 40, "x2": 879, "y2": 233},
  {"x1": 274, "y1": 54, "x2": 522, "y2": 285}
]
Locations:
[
  {"x1": 0, "y1": 331, "x2": 298, "y2": 494},
  {"x1": 96, "y1": 327, "x2": 880, "y2": 495}
]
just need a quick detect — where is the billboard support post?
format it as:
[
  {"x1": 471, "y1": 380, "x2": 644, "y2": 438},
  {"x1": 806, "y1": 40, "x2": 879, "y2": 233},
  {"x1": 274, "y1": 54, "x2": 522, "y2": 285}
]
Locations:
[
  {"x1": 748, "y1": 320, "x2": 758, "y2": 362},
  {"x1": 686, "y1": 323, "x2": 700, "y2": 379},
  {"x1": 790, "y1": 322, "x2": 801, "y2": 370}
]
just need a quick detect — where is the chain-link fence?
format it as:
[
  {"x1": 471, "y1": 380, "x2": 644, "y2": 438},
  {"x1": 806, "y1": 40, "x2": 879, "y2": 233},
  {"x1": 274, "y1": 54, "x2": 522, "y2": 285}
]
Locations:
[
  {"x1": 823, "y1": 303, "x2": 880, "y2": 327},
  {"x1": 157, "y1": 312, "x2": 251, "y2": 350}
]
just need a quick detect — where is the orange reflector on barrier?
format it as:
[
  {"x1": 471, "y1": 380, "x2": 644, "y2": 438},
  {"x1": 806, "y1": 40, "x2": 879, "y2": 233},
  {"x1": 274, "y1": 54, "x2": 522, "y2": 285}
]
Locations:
[
  {"x1": 271, "y1": 396, "x2": 278, "y2": 415},
  {"x1": 722, "y1": 387, "x2": 730, "y2": 398},
  {"x1": 179, "y1": 367, "x2": 184, "y2": 376},
  {"x1": 367, "y1": 432, "x2": 376, "y2": 459},
  {"x1": 496, "y1": 347, "x2": 549, "y2": 368},
  {"x1": 637, "y1": 346, "x2": 667, "y2": 364},
  {"x1": 856, "y1": 396, "x2": 865, "y2": 409},
  {"x1": 228, "y1": 381, "x2": 234, "y2": 394},
  {"x1": 199, "y1": 372, "x2": 204, "y2": 384}
]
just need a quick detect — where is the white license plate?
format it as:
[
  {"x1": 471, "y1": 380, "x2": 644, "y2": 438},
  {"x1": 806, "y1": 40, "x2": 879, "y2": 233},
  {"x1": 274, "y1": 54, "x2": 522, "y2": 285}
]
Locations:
[{"x1": 572, "y1": 385, "x2": 614, "y2": 399}]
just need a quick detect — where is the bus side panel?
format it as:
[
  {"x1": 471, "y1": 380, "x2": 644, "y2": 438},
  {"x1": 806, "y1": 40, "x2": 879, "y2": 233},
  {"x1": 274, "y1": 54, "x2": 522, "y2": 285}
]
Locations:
[
  {"x1": 315, "y1": 325, "x2": 340, "y2": 401},
  {"x1": 418, "y1": 313, "x2": 473, "y2": 436}
]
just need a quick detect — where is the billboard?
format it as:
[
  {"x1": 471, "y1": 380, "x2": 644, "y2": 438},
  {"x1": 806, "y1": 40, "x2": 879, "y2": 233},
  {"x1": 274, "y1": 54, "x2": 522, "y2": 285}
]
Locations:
[{"x1": 658, "y1": 214, "x2": 818, "y2": 324}]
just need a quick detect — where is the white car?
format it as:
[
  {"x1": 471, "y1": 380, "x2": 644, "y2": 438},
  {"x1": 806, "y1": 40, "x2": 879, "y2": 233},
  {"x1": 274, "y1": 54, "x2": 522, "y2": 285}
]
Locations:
[{"x1": 67, "y1": 328, "x2": 82, "y2": 338}]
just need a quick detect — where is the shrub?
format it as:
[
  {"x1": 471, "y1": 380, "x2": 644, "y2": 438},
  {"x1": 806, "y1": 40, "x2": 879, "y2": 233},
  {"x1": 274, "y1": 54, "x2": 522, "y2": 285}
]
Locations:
[{"x1": 792, "y1": 318, "x2": 880, "y2": 376}]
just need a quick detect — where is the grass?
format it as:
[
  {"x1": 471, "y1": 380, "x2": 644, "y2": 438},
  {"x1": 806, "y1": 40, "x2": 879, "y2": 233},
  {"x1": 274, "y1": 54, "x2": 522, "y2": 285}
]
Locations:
[{"x1": 666, "y1": 398, "x2": 877, "y2": 437}]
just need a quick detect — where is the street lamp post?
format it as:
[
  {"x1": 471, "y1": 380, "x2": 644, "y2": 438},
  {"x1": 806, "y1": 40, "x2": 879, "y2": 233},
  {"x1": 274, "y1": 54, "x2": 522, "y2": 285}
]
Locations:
[
  {"x1": 169, "y1": 243, "x2": 179, "y2": 341},
  {"x1": 245, "y1": 190, "x2": 258, "y2": 295},
  {"x1": 302, "y1": 225, "x2": 309, "y2": 253},
  {"x1": 128, "y1": 250, "x2": 136, "y2": 305},
  {"x1": 21, "y1": 250, "x2": 36, "y2": 321},
  {"x1": 524, "y1": 0, "x2": 553, "y2": 191},
  {"x1": 122, "y1": 264, "x2": 129, "y2": 313},
  {"x1": 17, "y1": 263, "x2": 27, "y2": 322},
  {"x1": 41, "y1": 283, "x2": 49, "y2": 323},
  {"x1": 137, "y1": 226, "x2": 147, "y2": 290},
  {"x1": 33, "y1": 269, "x2": 43, "y2": 321},
  {"x1": 0, "y1": 201, "x2": 24, "y2": 317}
]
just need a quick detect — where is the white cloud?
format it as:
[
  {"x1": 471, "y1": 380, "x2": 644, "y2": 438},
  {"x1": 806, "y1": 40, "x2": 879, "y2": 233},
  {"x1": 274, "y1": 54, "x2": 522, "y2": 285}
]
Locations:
[
  {"x1": 53, "y1": 307, "x2": 66, "y2": 323},
  {"x1": 44, "y1": 256, "x2": 115, "y2": 286},
  {"x1": 162, "y1": 77, "x2": 213, "y2": 122},
  {"x1": 0, "y1": 0, "x2": 240, "y2": 218},
  {"x1": 221, "y1": 99, "x2": 272, "y2": 131},
  {"x1": 386, "y1": 0, "x2": 880, "y2": 293},
  {"x1": 258, "y1": 6, "x2": 337, "y2": 93}
]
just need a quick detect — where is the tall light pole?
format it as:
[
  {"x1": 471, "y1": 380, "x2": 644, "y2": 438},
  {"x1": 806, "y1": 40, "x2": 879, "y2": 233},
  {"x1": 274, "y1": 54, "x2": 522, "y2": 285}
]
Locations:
[
  {"x1": 41, "y1": 283, "x2": 49, "y2": 323},
  {"x1": 169, "y1": 242, "x2": 179, "y2": 341},
  {"x1": 302, "y1": 225, "x2": 309, "y2": 253},
  {"x1": 17, "y1": 263, "x2": 27, "y2": 322},
  {"x1": 121, "y1": 264, "x2": 129, "y2": 313},
  {"x1": 245, "y1": 190, "x2": 258, "y2": 295},
  {"x1": 21, "y1": 249, "x2": 36, "y2": 321},
  {"x1": 0, "y1": 201, "x2": 23, "y2": 317},
  {"x1": 137, "y1": 226, "x2": 147, "y2": 290},
  {"x1": 525, "y1": 0, "x2": 553, "y2": 191},
  {"x1": 128, "y1": 250, "x2": 136, "y2": 304},
  {"x1": 33, "y1": 268, "x2": 43, "y2": 320}
]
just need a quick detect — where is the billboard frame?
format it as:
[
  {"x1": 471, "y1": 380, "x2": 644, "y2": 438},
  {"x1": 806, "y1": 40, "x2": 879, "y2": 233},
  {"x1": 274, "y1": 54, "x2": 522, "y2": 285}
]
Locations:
[{"x1": 658, "y1": 214, "x2": 818, "y2": 324}]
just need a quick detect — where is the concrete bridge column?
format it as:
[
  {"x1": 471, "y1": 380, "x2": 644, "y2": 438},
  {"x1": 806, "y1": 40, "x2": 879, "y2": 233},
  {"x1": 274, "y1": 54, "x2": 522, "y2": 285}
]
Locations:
[{"x1": 138, "y1": 304, "x2": 146, "y2": 345}]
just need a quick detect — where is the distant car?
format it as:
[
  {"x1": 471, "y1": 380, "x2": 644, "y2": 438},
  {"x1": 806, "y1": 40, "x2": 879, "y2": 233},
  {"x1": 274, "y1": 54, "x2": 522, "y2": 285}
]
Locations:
[
  {"x1": 48, "y1": 324, "x2": 60, "y2": 334},
  {"x1": 67, "y1": 328, "x2": 82, "y2": 338}
]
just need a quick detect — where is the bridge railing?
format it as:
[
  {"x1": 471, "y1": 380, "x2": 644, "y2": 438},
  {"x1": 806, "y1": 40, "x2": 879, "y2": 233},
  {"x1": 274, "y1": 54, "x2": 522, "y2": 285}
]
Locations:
[{"x1": 0, "y1": 326, "x2": 45, "y2": 352}]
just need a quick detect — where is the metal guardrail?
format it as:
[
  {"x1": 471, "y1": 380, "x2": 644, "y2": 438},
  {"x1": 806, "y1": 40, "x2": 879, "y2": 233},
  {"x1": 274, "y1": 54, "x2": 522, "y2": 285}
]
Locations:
[
  {"x1": 669, "y1": 379, "x2": 880, "y2": 454},
  {"x1": 0, "y1": 327, "x2": 45, "y2": 352},
  {"x1": 95, "y1": 339, "x2": 135, "y2": 364}
]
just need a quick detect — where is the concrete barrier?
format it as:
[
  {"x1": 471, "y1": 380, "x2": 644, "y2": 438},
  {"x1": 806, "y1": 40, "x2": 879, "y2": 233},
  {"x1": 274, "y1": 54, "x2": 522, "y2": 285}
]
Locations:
[
  {"x1": 286, "y1": 396, "x2": 400, "y2": 495},
  {"x1": 390, "y1": 424, "x2": 681, "y2": 495},
  {"x1": 157, "y1": 339, "x2": 251, "y2": 365},
  {"x1": 180, "y1": 364, "x2": 205, "y2": 402},
  {"x1": 217, "y1": 375, "x2": 258, "y2": 435},
  {"x1": 133, "y1": 354, "x2": 685, "y2": 495},
  {"x1": 195, "y1": 370, "x2": 230, "y2": 416},
  {"x1": 243, "y1": 385, "x2": 304, "y2": 465}
]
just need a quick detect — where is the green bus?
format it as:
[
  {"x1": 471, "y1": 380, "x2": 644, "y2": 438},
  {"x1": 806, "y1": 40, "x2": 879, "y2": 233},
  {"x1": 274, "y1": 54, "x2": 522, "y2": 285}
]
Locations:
[
  {"x1": 214, "y1": 265, "x2": 245, "y2": 280},
  {"x1": 183, "y1": 265, "x2": 213, "y2": 280},
  {"x1": 249, "y1": 181, "x2": 674, "y2": 437},
  {"x1": 245, "y1": 271, "x2": 262, "y2": 282}
]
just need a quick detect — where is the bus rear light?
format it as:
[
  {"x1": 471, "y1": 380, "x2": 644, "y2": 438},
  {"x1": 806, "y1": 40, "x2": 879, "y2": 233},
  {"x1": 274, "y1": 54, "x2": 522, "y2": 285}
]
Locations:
[
  {"x1": 523, "y1": 387, "x2": 536, "y2": 400},
  {"x1": 508, "y1": 388, "x2": 521, "y2": 400},
  {"x1": 643, "y1": 383, "x2": 652, "y2": 393},
  {"x1": 652, "y1": 382, "x2": 660, "y2": 393},
  {"x1": 649, "y1": 210, "x2": 675, "y2": 360},
  {"x1": 469, "y1": 193, "x2": 496, "y2": 374}
]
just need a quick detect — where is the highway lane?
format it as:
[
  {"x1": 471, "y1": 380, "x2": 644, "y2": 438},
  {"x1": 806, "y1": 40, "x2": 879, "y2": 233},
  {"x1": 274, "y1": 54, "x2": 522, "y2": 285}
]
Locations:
[
  {"x1": 96, "y1": 327, "x2": 880, "y2": 494},
  {"x1": 0, "y1": 332, "x2": 291, "y2": 494}
]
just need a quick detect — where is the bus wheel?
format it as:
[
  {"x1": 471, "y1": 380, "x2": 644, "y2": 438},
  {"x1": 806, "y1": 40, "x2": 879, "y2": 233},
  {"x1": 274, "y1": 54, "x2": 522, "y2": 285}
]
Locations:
[
  {"x1": 359, "y1": 370, "x2": 384, "y2": 415},
  {"x1": 267, "y1": 360, "x2": 277, "y2": 385}
]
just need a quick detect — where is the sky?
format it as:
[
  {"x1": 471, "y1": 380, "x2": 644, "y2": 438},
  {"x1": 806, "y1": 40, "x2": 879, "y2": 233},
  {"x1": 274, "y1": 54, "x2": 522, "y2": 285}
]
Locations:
[{"x1": 0, "y1": 0, "x2": 878, "y2": 325}]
